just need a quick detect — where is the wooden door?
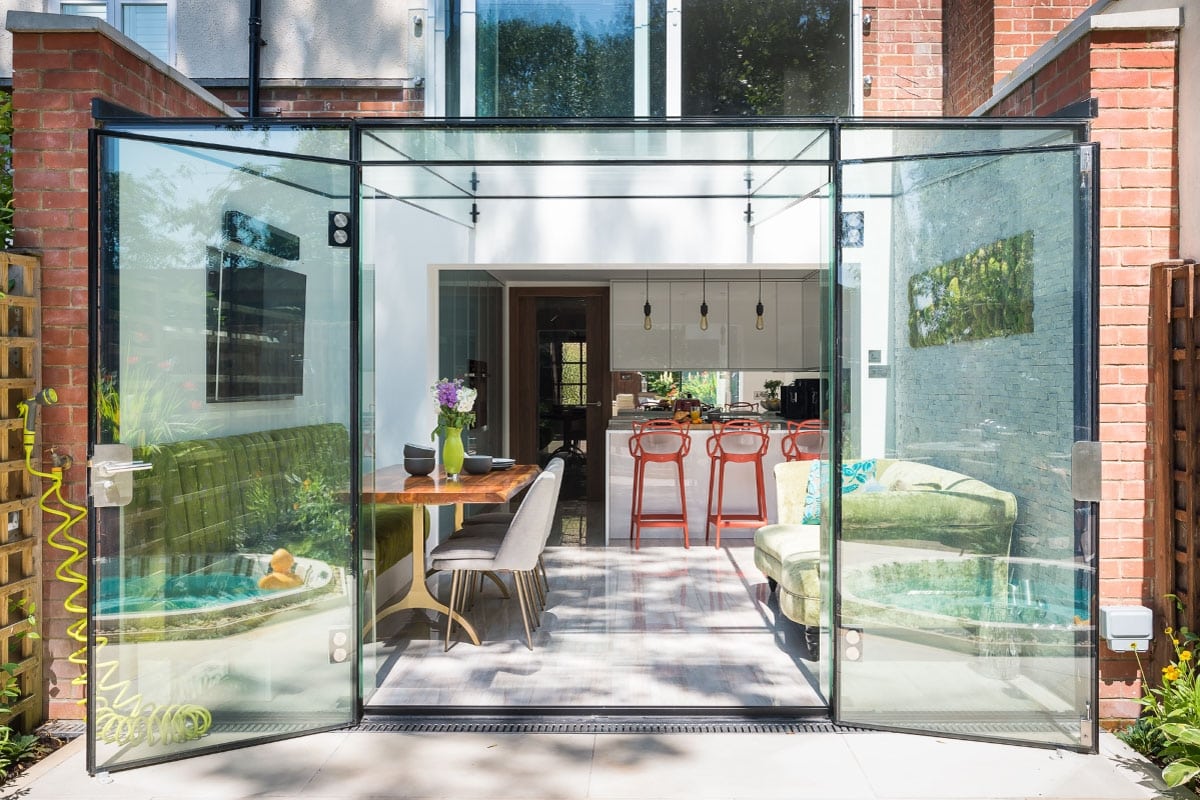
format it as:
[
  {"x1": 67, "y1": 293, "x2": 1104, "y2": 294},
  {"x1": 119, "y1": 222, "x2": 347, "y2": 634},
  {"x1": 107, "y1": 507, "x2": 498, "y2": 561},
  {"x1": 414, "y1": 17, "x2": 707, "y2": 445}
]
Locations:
[{"x1": 510, "y1": 287, "x2": 611, "y2": 501}]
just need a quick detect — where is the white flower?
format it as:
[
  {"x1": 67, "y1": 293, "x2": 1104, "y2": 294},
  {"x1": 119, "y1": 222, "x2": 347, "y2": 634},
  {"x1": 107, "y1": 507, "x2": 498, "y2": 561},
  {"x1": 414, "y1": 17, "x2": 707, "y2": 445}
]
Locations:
[{"x1": 455, "y1": 388, "x2": 477, "y2": 413}]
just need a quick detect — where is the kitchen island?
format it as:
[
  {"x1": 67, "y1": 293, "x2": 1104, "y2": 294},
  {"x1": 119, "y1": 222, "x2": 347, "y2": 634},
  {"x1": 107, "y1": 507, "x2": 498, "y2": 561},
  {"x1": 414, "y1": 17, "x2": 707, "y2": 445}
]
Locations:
[{"x1": 606, "y1": 417, "x2": 794, "y2": 545}]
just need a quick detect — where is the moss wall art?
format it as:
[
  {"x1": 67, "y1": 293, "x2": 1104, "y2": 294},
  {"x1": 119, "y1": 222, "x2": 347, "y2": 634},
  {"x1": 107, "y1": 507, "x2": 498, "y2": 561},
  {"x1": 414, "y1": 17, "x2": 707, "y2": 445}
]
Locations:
[{"x1": 907, "y1": 231, "x2": 1035, "y2": 348}]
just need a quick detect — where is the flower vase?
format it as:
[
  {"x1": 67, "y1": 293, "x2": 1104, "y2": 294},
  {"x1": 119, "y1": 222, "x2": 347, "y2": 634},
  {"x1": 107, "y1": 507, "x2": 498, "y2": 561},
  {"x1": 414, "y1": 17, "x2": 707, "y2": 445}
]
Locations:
[{"x1": 442, "y1": 426, "x2": 465, "y2": 480}]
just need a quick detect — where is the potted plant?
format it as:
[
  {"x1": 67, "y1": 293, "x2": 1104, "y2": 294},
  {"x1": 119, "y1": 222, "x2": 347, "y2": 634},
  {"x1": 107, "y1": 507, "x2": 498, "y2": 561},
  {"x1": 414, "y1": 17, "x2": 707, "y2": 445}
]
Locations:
[{"x1": 762, "y1": 379, "x2": 783, "y2": 412}]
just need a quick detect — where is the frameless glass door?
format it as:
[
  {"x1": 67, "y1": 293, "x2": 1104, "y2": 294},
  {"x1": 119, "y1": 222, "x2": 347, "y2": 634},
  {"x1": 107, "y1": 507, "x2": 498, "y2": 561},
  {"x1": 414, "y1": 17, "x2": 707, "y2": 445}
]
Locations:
[
  {"x1": 834, "y1": 143, "x2": 1098, "y2": 748},
  {"x1": 90, "y1": 131, "x2": 359, "y2": 771}
]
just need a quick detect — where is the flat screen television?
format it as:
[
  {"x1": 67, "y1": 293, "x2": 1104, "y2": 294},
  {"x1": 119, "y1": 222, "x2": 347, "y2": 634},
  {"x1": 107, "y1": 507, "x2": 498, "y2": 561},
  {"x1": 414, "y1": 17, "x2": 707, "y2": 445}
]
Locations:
[{"x1": 206, "y1": 248, "x2": 307, "y2": 402}]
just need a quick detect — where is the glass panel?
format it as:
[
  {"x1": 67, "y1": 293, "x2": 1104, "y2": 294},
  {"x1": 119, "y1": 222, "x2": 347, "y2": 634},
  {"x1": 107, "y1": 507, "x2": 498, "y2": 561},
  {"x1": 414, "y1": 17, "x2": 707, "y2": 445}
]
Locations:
[
  {"x1": 840, "y1": 125, "x2": 1079, "y2": 161},
  {"x1": 474, "y1": 0, "x2": 657, "y2": 116},
  {"x1": 360, "y1": 124, "x2": 830, "y2": 164},
  {"x1": 835, "y1": 146, "x2": 1095, "y2": 747},
  {"x1": 104, "y1": 123, "x2": 352, "y2": 161},
  {"x1": 122, "y1": 3, "x2": 169, "y2": 61},
  {"x1": 61, "y1": 2, "x2": 108, "y2": 18},
  {"x1": 92, "y1": 134, "x2": 356, "y2": 770},
  {"x1": 682, "y1": 0, "x2": 851, "y2": 116}
]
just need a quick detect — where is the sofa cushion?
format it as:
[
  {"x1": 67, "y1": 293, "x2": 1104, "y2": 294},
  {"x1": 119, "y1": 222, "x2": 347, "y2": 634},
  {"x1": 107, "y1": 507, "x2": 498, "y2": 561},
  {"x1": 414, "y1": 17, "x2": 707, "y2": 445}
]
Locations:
[
  {"x1": 753, "y1": 523, "x2": 819, "y2": 581},
  {"x1": 802, "y1": 458, "x2": 877, "y2": 524}
]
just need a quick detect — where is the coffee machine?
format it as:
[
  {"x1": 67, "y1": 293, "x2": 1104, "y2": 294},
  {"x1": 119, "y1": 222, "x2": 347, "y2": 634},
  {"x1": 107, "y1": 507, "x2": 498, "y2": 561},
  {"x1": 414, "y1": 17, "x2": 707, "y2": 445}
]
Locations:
[{"x1": 780, "y1": 378, "x2": 821, "y2": 421}]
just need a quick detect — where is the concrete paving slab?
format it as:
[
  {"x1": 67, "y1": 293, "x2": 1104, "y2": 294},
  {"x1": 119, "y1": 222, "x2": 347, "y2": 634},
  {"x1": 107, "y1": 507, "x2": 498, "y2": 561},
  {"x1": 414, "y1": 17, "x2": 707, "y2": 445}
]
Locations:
[{"x1": 0, "y1": 729, "x2": 1188, "y2": 800}]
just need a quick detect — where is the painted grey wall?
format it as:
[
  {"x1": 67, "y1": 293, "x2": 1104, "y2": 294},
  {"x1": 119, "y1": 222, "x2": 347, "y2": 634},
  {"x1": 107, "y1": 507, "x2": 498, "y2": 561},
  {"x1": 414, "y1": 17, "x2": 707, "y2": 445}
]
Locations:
[{"x1": 879, "y1": 143, "x2": 1082, "y2": 561}]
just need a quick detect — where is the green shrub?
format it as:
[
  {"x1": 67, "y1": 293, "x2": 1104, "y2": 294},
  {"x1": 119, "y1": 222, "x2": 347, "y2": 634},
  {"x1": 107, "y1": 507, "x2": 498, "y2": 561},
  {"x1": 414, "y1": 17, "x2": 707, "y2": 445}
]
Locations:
[{"x1": 1128, "y1": 616, "x2": 1200, "y2": 788}]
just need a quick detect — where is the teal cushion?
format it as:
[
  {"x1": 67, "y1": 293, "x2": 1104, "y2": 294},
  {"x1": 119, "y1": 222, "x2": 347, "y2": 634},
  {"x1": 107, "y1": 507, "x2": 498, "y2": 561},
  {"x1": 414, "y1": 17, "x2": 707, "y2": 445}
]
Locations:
[{"x1": 802, "y1": 459, "x2": 878, "y2": 524}]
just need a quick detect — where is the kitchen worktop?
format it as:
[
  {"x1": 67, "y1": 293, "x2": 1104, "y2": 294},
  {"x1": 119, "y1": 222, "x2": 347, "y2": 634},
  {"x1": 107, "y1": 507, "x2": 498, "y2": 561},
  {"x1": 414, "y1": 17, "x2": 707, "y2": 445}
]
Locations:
[{"x1": 607, "y1": 411, "x2": 789, "y2": 430}]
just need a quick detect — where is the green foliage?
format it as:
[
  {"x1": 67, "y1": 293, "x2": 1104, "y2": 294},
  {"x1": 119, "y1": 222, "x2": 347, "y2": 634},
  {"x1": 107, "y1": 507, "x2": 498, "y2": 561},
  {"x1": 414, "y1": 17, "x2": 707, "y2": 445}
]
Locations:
[
  {"x1": 0, "y1": 91, "x2": 12, "y2": 247},
  {"x1": 0, "y1": 603, "x2": 45, "y2": 781},
  {"x1": 236, "y1": 441, "x2": 351, "y2": 565},
  {"x1": 1126, "y1": 607, "x2": 1200, "y2": 788},
  {"x1": 908, "y1": 231, "x2": 1036, "y2": 348},
  {"x1": 646, "y1": 371, "x2": 681, "y2": 398},
  {"x1": 682, "y1": 0, "x2": 851, "y2": 116},
  {"x1": 680, "y1": 371, "x2": 718, "y2": 406},
  {"x1": 762, "y1": 379, "x2": 783, "y2": 400}
]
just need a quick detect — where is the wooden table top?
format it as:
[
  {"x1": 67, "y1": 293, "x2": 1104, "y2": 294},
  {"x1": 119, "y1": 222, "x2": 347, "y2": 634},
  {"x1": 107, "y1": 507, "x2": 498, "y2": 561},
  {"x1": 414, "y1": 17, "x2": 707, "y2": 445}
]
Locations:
[{"x1": 363, "y1": 464, "x2": 540, "y2": 506}]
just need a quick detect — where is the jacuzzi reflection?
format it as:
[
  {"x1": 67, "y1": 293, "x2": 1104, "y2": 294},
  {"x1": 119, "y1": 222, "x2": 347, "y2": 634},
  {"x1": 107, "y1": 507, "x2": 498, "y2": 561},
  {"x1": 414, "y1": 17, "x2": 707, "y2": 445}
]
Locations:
[
  {"x1": 841, "y1": 555, "x2": 1094, "y2": 656},
  {"x1": 95, "y1": 553, "x2": 338, "y2": 642}
]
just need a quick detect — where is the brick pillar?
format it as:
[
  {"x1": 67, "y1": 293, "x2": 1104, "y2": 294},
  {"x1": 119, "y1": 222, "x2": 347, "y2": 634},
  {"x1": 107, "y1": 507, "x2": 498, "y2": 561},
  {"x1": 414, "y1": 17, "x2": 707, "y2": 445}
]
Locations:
[
  {"x1": 1090, "y1": 29, "x2": 1180, "y2": 727},
  {"x1": 862, "y1": 0, "x2": 944, "y2": 116},
  {"x1": 8, "y1": 16, "x2": 232, "y2": 720}
]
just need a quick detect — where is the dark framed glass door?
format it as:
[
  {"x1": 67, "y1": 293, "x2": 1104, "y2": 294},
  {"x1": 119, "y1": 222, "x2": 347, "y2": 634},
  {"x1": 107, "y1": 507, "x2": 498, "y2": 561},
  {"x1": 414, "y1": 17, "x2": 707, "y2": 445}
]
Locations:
[
  {"x1": 833, "y1": 142, "x2": 1099, "y2": 749},
  {"x1": 89, "y1": 130, "x2": 359, "y2": 772}
]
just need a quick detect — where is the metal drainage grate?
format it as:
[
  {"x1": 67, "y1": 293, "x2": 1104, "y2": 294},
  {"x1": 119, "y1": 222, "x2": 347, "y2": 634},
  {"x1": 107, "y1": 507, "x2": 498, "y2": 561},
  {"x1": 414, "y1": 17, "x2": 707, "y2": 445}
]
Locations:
[{"x1": 353, "y1": 716, "x2": 867, "y2": 735}]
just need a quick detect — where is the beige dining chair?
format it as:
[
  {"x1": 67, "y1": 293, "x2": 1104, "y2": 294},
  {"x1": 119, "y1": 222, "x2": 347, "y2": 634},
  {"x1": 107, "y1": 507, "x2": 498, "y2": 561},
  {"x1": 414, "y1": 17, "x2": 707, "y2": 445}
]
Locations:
[
  {"x1": 459, "y1": 456, "x2": 565, "y2": 595},
  {"x1": 429, "y1": 469, "x2": 559, "y2": 650}
]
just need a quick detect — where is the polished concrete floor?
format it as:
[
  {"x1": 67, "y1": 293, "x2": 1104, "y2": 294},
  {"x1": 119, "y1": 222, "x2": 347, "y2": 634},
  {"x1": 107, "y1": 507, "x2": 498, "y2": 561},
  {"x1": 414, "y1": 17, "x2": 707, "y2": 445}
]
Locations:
[{"x1": 368, "y1": 542, "x2": 824, "y2": 708}]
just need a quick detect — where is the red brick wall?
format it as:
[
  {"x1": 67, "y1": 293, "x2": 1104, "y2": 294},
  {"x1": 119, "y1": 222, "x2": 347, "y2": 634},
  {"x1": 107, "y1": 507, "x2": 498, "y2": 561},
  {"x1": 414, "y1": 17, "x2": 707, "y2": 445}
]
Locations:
[
  {"x1": 862, "y1": 0, "x2": 944, "y2": 115},
  {"x1": 10, "y1": 27, "x2": 229, "y2": 720},
  {"x1": 942, "y1": 0, "x2": 993, "y2": 115},
  {"x1": 993, "y1": 0, "x2": 1092, "y2": 84},
  {"x1": 208, "y1": 85, "x2": 424, "y2": 117},
  {"x1": 988, "y1": 27, "x2": 1180, "y2": 727}
]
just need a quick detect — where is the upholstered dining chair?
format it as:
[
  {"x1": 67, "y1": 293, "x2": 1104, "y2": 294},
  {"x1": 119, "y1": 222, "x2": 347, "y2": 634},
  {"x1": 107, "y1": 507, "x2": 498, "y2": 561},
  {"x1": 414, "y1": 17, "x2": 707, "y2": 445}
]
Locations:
[
  {"x1": 429, "y1": 469, "x2": 559, "y2": 650},
  {"x1": 459, "y1": 457, "x2": 565, "y2": 594}
]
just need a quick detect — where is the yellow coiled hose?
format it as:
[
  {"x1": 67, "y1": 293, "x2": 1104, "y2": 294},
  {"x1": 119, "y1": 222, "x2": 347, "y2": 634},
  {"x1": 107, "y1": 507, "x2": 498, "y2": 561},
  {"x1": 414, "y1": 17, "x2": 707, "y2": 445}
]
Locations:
[{"x1": 20, "y1": 392, "x2": 212, "y2": 746}]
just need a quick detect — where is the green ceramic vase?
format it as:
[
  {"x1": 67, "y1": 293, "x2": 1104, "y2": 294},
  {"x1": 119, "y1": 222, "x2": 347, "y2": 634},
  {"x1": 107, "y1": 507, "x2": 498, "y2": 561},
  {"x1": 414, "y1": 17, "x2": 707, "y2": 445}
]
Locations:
[{"x1": 442, "y1": 426, "x2": 465, "y2": 479}]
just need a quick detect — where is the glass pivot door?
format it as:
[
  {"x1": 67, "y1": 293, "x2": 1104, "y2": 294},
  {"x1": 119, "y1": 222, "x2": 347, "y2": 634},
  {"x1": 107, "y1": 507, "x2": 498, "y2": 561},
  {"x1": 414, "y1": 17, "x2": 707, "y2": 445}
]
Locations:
[
  {"x1": 834, "y1": 143, "x2": 1098, "y2": 749},
  {"x1": 89, "y1": 131, "x2": 359, "y2": 772}
]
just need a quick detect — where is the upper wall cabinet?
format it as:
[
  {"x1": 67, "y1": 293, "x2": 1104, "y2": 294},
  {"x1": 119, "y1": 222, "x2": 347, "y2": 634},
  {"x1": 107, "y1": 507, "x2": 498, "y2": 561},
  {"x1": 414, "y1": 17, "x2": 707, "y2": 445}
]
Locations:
[
  {"x1": 611, "y1": 280, "x2": 671, "y2": 371},
  {"x1": 777, "y1": 280, "x2": 822, "y2": 370},
  {"x1": 728, "y1": 280, "x2": 777, "y2": 370},
  {"x1": 670, "y1": 280, "x2": 728, "y2": 370}
]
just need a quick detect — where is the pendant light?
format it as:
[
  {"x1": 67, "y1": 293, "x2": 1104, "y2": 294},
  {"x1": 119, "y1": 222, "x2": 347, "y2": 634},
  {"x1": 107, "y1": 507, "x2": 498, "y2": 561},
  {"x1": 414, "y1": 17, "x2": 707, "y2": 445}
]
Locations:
[
  {"x1": 643, "y1": 271, "x2": 653, "y2": 331},
  {"x1": 755, "y1": 269, "x2": 765, "y2": 331},
  {"x1": 699, "y1": 271, "x2": 709, "y2": 331}
]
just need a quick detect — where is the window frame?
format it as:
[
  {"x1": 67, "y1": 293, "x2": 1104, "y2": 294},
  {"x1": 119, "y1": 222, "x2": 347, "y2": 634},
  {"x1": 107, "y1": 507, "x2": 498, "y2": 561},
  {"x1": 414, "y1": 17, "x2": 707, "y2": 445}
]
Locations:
[{"x1": 51, "y1": 0, "x2": 176, "y2": 65}]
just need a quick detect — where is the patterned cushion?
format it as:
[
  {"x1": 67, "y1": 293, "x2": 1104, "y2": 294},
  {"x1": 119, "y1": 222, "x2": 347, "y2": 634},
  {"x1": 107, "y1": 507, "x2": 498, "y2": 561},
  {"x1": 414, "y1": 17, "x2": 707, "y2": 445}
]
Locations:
[{"x1": 802, "y1": 459, "x2": 878, "y2": 524}]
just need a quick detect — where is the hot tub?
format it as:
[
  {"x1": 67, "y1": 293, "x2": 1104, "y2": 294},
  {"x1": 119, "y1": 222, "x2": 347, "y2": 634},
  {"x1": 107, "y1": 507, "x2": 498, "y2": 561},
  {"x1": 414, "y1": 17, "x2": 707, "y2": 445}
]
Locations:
[
  {"x1": 841, "y1": 555, "x2": 1093, "y2": 657},
  {"x1": 94, "y1": 553, "x2": 339, "y2": 642}
]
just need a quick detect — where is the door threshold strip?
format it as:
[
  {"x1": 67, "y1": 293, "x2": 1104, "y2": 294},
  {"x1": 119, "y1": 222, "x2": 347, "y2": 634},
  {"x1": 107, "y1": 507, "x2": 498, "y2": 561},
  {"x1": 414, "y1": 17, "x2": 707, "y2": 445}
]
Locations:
[{"x1": 354, "y1": 715, "x2": 867, "y2": 735}]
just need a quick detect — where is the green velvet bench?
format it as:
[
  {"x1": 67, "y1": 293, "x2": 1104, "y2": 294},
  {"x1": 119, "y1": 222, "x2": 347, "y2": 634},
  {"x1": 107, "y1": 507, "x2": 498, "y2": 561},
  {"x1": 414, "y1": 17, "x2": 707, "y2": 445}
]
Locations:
[
  {"x1": 126, "y1": 423, "x2": 427, "y2": 575},
  {"x1": 755, "y1": 458, "x2": 1018, "y2": 648}
]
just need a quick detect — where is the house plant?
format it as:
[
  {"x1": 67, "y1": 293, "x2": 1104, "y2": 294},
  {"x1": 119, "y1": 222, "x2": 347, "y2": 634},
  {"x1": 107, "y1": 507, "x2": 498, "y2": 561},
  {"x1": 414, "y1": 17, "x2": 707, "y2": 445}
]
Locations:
[{"x1": 762, "y1": 379, "x2": 783, "y2": 412}]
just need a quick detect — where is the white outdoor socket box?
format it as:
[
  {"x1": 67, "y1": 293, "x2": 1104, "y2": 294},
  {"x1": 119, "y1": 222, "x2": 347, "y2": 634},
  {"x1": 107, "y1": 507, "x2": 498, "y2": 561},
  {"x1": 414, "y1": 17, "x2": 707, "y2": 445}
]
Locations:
[{"x1": 1099, "y1": 605, "x2": 1153, "y2": 652}]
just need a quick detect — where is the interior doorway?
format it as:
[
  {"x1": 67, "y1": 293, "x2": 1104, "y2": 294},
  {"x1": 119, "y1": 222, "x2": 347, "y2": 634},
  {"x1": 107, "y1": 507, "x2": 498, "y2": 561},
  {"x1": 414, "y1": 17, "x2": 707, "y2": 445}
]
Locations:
[{"x1": 510, "y1": 287, "x2": 611, "y2": 504}]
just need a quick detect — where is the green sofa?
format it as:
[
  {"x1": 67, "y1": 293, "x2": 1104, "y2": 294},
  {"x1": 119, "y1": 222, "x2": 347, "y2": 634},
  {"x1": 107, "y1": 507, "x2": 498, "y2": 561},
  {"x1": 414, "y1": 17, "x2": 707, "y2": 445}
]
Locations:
[
  {"x1": 127, "y1": 423, "x2": 426, "y2": 575},
  {"x1": 754, "y1": 458, "x2": 1018, "y2": 637}
]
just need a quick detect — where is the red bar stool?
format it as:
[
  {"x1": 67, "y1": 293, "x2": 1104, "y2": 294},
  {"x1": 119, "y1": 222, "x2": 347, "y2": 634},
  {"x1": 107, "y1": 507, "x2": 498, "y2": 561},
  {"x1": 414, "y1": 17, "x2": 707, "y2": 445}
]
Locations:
[
  {"x1": 705, "y1": 418, "x2": 770, "y2": 548},
  {"x1": 781, "y1": 419, "x2": 826, "y2": 462},
  {"x1": 628, "y1": 423, "x2": 691, "y2": 549}
]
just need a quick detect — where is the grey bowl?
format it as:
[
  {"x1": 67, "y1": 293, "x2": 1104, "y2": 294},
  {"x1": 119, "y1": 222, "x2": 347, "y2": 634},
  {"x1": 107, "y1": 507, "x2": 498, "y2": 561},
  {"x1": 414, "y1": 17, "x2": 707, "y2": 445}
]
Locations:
[
  {"x1": 404, "y1": 457, "x2": 436, "y2": 476},
  {"x1": 463, "y1": 454, "x2": 493, "y2": 474},
  {"x1": 404, "y1": 443, "x2": 436, "y2": 459}
]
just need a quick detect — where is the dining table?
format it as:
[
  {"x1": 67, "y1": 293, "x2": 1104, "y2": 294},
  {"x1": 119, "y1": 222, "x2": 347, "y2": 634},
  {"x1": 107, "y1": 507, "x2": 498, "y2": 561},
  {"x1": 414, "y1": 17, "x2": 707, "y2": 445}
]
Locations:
[{"x1": 362, "y1": 463, "x2": 540, "y2": 644}]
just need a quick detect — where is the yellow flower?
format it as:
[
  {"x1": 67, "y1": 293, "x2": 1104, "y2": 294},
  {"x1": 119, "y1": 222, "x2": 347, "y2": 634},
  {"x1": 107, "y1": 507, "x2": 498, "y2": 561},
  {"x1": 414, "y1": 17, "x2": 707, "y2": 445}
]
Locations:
[
  {"x1": 1182, "y1": 650, "x2": 1194, "y2": 662},
  {"x1": 303, "y1": 479, "x2": 312, "y2": 488},
  {"x1": 1167, "y1": 627, "x2": 1175, "y2": 636},
  {"x1": 1164, "y1": 665, "x2": 1182, "y2": 681},
  {"x1": 1174, "y1": 638, "x2": 1181, "y2": 646}
]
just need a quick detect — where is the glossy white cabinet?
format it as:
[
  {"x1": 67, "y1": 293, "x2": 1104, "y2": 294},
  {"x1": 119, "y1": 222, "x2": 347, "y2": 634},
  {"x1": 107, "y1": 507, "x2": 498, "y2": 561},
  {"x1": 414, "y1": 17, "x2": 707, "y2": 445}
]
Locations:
[
  {"x1": 611, "y1": 280, "x2": 671, "y2": 370},
  {"x1": 669, "y1": 280, "x2": 728, "y2": 369},
  {"x1": 777, "y1": 280, "x2": 822, "y2": 370},
  {"x1": 728, "y1": 280, "x2": 777, "y2": 369}
]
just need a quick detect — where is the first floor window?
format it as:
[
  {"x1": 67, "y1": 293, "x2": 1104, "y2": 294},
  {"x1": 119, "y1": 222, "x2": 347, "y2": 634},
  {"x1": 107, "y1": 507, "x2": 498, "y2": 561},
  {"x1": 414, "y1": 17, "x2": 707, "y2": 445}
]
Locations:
[{"x1": 55, "y1": 0, "x2": 172, "y2": 64}]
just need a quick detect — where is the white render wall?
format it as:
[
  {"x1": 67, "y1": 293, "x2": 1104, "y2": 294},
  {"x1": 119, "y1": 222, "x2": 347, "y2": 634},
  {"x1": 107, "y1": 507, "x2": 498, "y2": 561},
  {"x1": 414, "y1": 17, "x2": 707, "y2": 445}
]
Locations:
[{"x1": 178, "y1": 0, "x2": 422, "y2": 81}]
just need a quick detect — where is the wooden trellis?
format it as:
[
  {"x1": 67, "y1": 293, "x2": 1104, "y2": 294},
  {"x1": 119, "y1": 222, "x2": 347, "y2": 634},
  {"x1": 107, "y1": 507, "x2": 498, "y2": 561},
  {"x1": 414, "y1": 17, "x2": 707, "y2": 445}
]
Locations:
[
  {"x1": 1153, "y1": 259, "x2": 1200, "y2": 665},
  {"x1": 0, "y1": 252, "x2": 43, "y2": 733}
]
